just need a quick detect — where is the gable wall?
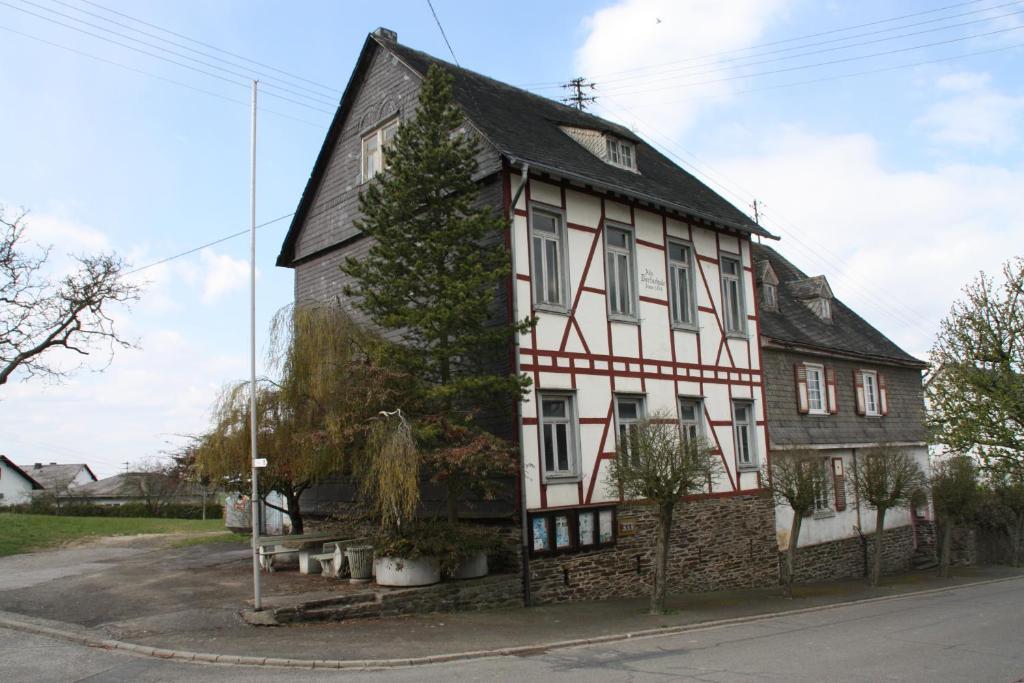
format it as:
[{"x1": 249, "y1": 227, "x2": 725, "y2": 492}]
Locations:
[
  {"x1": 762, "y1": 349, "x2": 926, "y2": 448},
  {"x1": 0, "y1": 461, "x2": 34, "y2": 505}
]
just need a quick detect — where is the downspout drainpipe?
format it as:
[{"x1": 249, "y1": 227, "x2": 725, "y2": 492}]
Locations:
[
  {"x1": 508, "y1": 160, "x2": 532, "y2": 607},
  {"x1": 852, "y1": 448, "x2": 868, "y2": 578}
]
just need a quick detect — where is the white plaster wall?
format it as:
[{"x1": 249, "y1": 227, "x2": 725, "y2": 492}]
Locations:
[{"x1": 0, "y1": 461, "x2": 33, "y2": 505}]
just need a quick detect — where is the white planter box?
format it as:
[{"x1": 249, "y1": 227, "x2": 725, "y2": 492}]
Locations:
[
  {"x1": 374, "y1": 556, "x2": 441, "y2": 587},
  {"x1": 451, "y1": 552, "x2": 489, "y2": 580}
]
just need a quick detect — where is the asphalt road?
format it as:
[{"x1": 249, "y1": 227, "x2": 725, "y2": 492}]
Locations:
[{"x1": 3, "y1": 576, "x2": 1023, "y2": 682}]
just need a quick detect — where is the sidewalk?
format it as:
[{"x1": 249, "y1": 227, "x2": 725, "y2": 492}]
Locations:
[{"x1": 5, "y1": 559, "x2": 1021, "y2": 665}]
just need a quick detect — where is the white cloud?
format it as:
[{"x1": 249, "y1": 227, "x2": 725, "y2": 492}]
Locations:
[
  {"x1": 575, "y1": 0, "x2": 792, "y2": 136},
  {"x1": 918, "y1": 71, "x2": 1024, "y2": 151},
  {"x1": 711, "y1": 127, "x2": 1024, "y2": 357},
  {"x1": 199, "y1": 248, "x2": 250, "y2": 305}
]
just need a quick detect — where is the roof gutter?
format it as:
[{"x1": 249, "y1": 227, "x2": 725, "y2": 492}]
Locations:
[
  {"x1": 761, "y1": 337, "x2": 929, "y2": 369},
  {"x1": 507, "y1": 159, "x2": 533, "y2": 608},
  {"x1": 507, "y1": 156, "x2": 778, "y2": 240}
]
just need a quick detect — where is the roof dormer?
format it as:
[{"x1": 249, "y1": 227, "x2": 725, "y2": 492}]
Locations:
[
  {"x1": 789, "y1": 275, "x2": 834, "y2": 322},
  {"x1": 755, "y1": 260, "x2": 779, "y2": 311},
  {"x1": 560, "y1": 125, "x2": 639, "y2": 173}
]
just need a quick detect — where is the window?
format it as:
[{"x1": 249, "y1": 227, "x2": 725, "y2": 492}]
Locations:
[
  {"x1": 361, "y1": 118, "x2": 399, "y2": 182},
  {"x1": 720, "y1": 255, "x2": 746, "y2": 335},
  {"x1": 732, "y1": 400, "x2": 757, "y2": 469},
  {"x1": 762, "y1": 283, "x2": 777, "y2": 310},
  {"x1": 678, "y1": 398, "x2": 703, "y2": 443},
  {"x1": 606, "y1": 138, "x2": 636, "y2": 170},
  {"x1": 813, "y1": 460, "x2": 831, "y2": 513},
  {"x1": 805, "y1": 364, "x2": 826, "y2": 415},
  {"x1": 614, "y1": 396, "x2": 645, "y2": 462},
  {"x1": 606, "y1": 225, "x2": 637, "y2": 319},
  {"x1": 539, "y1": 393, "x2": 578, "y2": 480},
  {"x1": 863, "y1": 370, "x2": 880, "y2": 416},
  {"x1": 530, "y1": 207, "x2": 568, "y2": 310},
  {"x1": 667, "y1": 241, "x2": 696, "y2": 327}
]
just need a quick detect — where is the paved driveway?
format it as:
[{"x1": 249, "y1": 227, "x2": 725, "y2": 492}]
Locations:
[{"x1": 3, "y1": 577, "x2": 1024, "y2": 682}]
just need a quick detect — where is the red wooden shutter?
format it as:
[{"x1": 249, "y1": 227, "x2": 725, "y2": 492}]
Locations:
[
  {"x1": 795, "y1": 364, "x2": 809, "y2": 414},
  {"x1": 825, "y1": 367, "x2": 839, "y2": 414},
  {"x1": 854, "y1": 370, "x2": 866, "y2": 416},
  {"x1": 879, "y1": 373, "x2": 889, "y2": 416},
  {"x1": 832, "y1": 458, "x2": 847, "y2": 512}
]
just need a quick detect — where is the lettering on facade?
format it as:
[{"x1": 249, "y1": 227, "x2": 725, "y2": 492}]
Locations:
[{"x1": 640, "y1": 267, "x2": 665, "y2": 294}]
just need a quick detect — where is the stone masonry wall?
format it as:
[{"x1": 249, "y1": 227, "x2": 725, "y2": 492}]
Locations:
[
  {"x1": 786, "y1": 524, "x2": 917, "y2": 583},
  {"x1": 528, "y1": 494, "x2": 778, "y2": 604}
]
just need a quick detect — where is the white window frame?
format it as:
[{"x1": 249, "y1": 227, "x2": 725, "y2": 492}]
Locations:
[
  {"x1": 605, "y1": 222, "x2": 639, "y2": 322},
  {"x1": 529, "y1": 205, "x2": 570, "y2": 313},
  {"x1": 667, "y1": 239, "x2": 697, "y2": 329},
  {"x1": 678, "y1": 397, "x2": 704, "y2": 443},
  {"x1": 805, "y1": 363, "x2": 827, "y2": 415},
  {"x1": 361, "y1": 117, "x2": 399, "y2": 183},
  {"x1": 813, "y1": 459, "x2": 832, "y2": 515},
  {"x1": 762, "y1": 283, "x2": 777, "y2": 310},
  {"x1": 732, "y1": 400, "x2": 758, "y2": 470},
  {"x1": 720, "y1": 254, "x2": 747, "y2": 337},
  {"x1": 614, "y1": 395, "x2": 646, "y2": 464},
  {"x1": 862, "y1": 370, "x2": 881, "y2": 417},
  {"x1": 605, "y1": 137, "x2": 636, "y2": 171},
  {"x1": 538, "y1": 392, "x2": 581, "y2": 482}
]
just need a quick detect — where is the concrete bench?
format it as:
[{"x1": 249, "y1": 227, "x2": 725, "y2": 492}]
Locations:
[
  {"x1": 258, "y1": 545, "x2": 297, "y2": 573},
  {"x1": 312, "y1": 546, "x2": 346, "y2": 578}
]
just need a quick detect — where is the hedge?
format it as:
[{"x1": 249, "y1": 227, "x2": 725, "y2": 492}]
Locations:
[{"x1": 2, "y1": 501, "x2": 223, "y2": 520}]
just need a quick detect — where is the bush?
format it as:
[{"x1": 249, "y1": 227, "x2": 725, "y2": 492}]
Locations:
[{"x1": 2, "y1": 501, "x2": 222, "y2": 520}]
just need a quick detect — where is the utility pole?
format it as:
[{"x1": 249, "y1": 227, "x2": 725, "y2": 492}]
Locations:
[
  {"x1": 562, "y1": 77, "x2": 596, "y2": 111},
  {"x1": 249, "y1": 80, "x2": 262, "y2": 612}
]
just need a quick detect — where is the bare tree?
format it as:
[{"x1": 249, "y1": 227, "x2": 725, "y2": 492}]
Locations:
[
  {"x1": 606, "y1": 411, "x2": 721, "y2": 615},
  {"x1": 764, "y1": 450, "x2": 829, "y2": 597},
  {"x1": 853, "y1": 445, "x2": 927, "y2": 586},
  {"x1": 0, "y1": 207, "x2": 141, "y2": 388},
  {"x1": 127, "y1": 458, "x2": 183, "y2": 514}
]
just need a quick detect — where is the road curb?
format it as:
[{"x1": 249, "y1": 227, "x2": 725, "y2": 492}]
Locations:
[{"x1": 1, "y1": 574, "x2": 1022, "y2": 670}]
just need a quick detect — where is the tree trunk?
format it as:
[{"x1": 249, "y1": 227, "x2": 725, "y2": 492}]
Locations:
[
  {"x1": 651, "y1": 503, "x2": 674, "y2": 615},
  {"x1": 284, "y1": 489, "x2": 304, "y2": 535},
  {"x1": 446, "y1": 478, "x2": 459, "y2": 525},
  {"x1": 871, "y1": 507, "x2": 887, "y2": 586},
  {"x1": 940, "y1": 519, "x2": 953, "y2": 579},
  {"x1": 784, "y1": 512, "x2": 803, "y2": 598}
]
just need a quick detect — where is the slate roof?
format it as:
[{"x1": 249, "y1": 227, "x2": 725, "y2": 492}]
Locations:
[
  {"x1": 0, "y1": 455, "x2": 43, "y2": 490},
  {"x1": 751, "y1": 243, "x2": 925, "y2": 367},
  {"x1": 18, "y1": 463, "x2": 96, "y2": 491},
  {"x1": 277, "y1": 31, "x2": 773, "y2": 267}
]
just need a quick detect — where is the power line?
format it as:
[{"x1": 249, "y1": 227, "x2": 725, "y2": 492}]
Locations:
[
  {"x1": 0, "y1": 24, "x2": 326, "y2": 128},
  {"x1": 74, "y1": 0, "x2": 341, "y2": 95},
  {"x1": 1, "y1": 0, "x2": 337, "y2": 114},
  {"x1": 590, "y1": 2, "x2": 1024, "y2": 91},
  {"x1": 426, "y1": 0, "x2": 459, "y2": 66},
  {"x1": 518, "y1": 0, "x2": 999, "y2": 87},
  {"x1": 598, "y1": 21, "x2": 1024, "y2": 99},
  {"x1": 32, "y1": 0, "x2": 341, "y2": 104}
]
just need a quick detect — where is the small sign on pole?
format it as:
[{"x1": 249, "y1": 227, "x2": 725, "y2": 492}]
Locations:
[{"x1": 253, "y1": 458, "x2": 268, "y2": 468}]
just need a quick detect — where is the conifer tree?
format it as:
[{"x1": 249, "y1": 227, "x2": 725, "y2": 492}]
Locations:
[{"x1": 341, "y1": 64, "x2": 530, "y2": 520}]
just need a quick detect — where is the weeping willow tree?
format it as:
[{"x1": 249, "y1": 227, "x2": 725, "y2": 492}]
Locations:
[
  {"x1": 356, "y1": 410, "x2": 420, "y2": 533},
  {"x1": 195, "y1": 304, "x2": 413, "y2": 534}
]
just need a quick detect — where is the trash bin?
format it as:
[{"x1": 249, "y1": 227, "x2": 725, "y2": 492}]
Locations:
[{"x1": 345, "y1": 545, "x2": 374, "y2": 584}]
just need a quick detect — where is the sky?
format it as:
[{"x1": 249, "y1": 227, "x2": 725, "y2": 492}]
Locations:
[{"x1": 1, "y1": 0, "x2": 1022, "y2": 478}]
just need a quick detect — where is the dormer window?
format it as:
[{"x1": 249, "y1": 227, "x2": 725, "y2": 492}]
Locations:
[
  {"x1": 789, "y1": 275, "x2": 833, "y2": 323},
  {"x1": 755, "y1": 259, "x2": 779, "y2": 312},
  {"x1": 762, "y1": 283, "x2": 777, "y2": 310},
  {"x1": 606, "y1": 138, "x2": 635, "y2": 170}
]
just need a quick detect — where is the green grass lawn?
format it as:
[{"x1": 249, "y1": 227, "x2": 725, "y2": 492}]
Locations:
[{"x1": 0, "y1": 513, "x2": 228, "y2": 557}]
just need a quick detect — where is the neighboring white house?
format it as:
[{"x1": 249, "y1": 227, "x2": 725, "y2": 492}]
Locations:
[
  {"x1": 0, "y1": 455, "x2": 43, "y2": 505},
  {"x1": 19, "y1": 462, "x2": 97, "y2": 496}
]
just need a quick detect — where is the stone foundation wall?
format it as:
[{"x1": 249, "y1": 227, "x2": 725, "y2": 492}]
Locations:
[
  {"x1": 786, "y1": 524, "x2": 917, "y2": 583},
  {"x1": 527, "y1": 494, "x2": 778, "y2": 604}
]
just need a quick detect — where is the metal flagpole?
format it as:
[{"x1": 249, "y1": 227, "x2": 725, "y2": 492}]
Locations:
[{"x1": 249, "y1": 79, "x2": 262, "y2": 612}]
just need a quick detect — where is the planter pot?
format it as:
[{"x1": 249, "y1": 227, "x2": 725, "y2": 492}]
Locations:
[
  {"x1": 345, "y1": 545, "x2": 374, "y2": 584},
  {"x1": 374, "y1": 556, "x2": 441, "y2": 587},
  {"x1": 451, "y1": 552, "x2": 489, "y2": 580}
]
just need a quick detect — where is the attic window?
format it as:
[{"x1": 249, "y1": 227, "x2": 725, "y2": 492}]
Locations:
[
  {"x1": 762, "y1": 283, "x2": 777, "y2": 310},
  {"x1": 606, "y1": 137, "x2": 635, "y2": 170},
  {"x1": 361, "y1": 117, "x2": 399, "y2": 182}
]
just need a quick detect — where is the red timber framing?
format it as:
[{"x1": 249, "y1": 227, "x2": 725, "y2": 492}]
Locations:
[{"x1": 504, "y1": 166, "x2": 768, "y2": 513}]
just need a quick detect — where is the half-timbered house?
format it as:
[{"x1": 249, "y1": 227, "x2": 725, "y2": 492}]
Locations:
[{"x1": 278, "y1": 28, "x2": 784, "y2": 603}]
